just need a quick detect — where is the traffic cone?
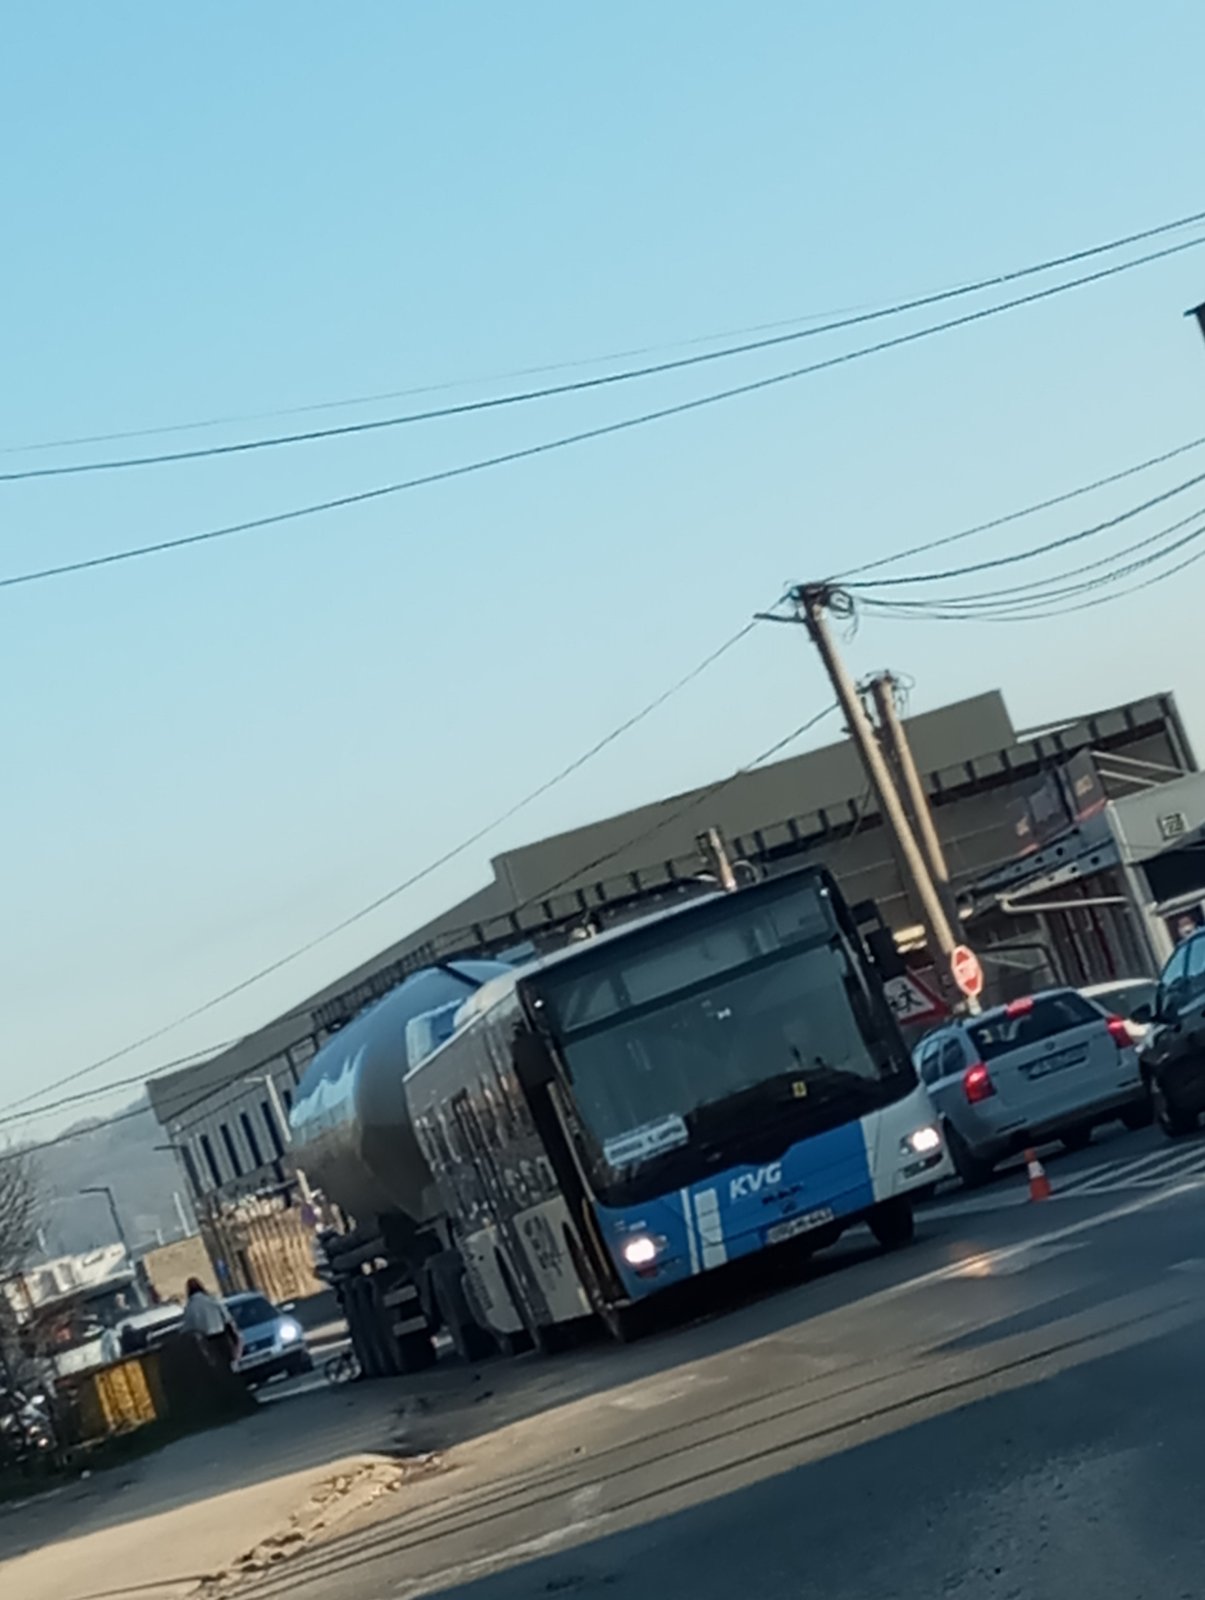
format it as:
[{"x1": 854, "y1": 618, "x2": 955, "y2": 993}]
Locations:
[{"x1": 1025, "y1": 1148, "x2": 1052, "y2": 1202}]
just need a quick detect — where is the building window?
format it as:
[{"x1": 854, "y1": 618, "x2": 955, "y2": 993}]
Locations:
[
  {"x1": 239, "y1": 1111, "x2": 264, "y2": 1169},
  {"x1": 219, "y1": 1122, "x2": 243, "y2": 1178},
  {"x1": 261, "y1": 1100, "x2": 285, "y2": 1160},
  {"x1": 179, "y1": 1143, "x2": 203, "y2": 1198},
  {"x1": 199, "y1": 1134, "x2": 221, "y2": 1187}
]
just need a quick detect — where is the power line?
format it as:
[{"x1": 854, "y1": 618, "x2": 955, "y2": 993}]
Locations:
[
  {"x1": 0, "y1": 1103, "x2": 154, "y2": 1166},
  {"x1": 861, "y1": 502, "x2": 1205, "y2": 611},
  {"x1": 830, "y1": 432, "x2": 1205, "y2": 581},
  {"x1": 515, "y1": 704, "x2": 841, "y2": 911},
  {"x1": 858, "y1": 509, "x2": 1205, "y2": 623},
  {"x1": 0, "y1": 304, "x2": 876, "y2": 458},
  {"x1": 0, "y1": 1038, "x2": 248, "y2": 1132},
  {"x1": 6, "y1": 209, "x2": 1204, "y2": 484},
  {"x1": 4, "y1": 703, "x2": 840, "y2": 1151},
  {"x1": 0, "y1": 619, "x2": 759, "y2": 1119},
  {"x1": 6, "y1": 233, "x2": 1204, "y2": 595},
  {"x1": 845, "y1": 466, "x2": 1205, "y2": 590}
]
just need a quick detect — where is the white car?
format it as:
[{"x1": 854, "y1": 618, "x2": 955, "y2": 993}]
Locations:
[
  {"x1": 914, "y1": 988, "x2": 1150, "y2": 1185},
  {"x1": 226, "y1": 1293, "x2": 313, "y2": 1385}
]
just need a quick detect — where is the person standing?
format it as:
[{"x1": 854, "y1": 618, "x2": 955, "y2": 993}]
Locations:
[{"x1": 180, "y1": 1278, "x2": 242, "y2": 1369}]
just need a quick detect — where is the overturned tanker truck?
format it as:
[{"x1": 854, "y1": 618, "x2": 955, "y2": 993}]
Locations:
[{"x1": 288, "y1": 867, "x2": 947, "y2": 1374}]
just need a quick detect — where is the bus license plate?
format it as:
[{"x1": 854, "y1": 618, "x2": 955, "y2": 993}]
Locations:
[{"x1": 767, "y1": 1207, "x2": 835, "y2": 1245}]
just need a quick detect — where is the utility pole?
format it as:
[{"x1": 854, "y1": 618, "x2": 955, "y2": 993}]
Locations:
[
  {"x1": 789, "y1": 585, "x2": 977, "y2": 1010},
  {"x1": 865, "y1": 671, "x2": 961, "y2": 936},
  {"x1": 696, "y1": 826, "x2": 738, "y2": 891},
  {"x1": 80, "y1": 1185, "x2": 130, "y2": 1257}
]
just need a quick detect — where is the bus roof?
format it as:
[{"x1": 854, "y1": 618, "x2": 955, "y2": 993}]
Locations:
[{"x1": 435, "y1": 863, "x2": 837, "y2": 1036}]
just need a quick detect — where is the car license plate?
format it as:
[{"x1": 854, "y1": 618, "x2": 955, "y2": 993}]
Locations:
[
  {"x1": 766, "y1": 1207, "x2": 835, "y2": 1245},
  {"x1": 1024, "y1": 1046, "x2": 1086, "y2": 1081}
]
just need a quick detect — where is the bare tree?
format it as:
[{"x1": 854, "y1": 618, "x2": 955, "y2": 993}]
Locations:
[
  {"x1": 0, "y1": 1149, "x2": 38, "y2": 1392},
  {"x1": 0, "y1": 1148, "x2": 36, "y2": 1284}
]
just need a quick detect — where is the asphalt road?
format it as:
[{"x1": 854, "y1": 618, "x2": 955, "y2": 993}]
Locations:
[{"x1": 243, "y1": 1122, "x2": 1205, "y2": 1600}]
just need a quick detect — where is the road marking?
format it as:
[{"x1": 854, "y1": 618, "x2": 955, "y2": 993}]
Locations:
[
  {"x1": 927, "y1": 1139, "x2": 1205, "y2": 1217},
  {"x1": 609, "y1": 1374, "x2": 712, "y2": 1411},
  {"x1": 391, "y1": 1486, "x2": 605, "y2": 1597},
  {"x1": 1063, "y1": 1143, "x2": 1205, "y2": 1195},
  {"x1": 882, "y1": 1175, "x2": 1205, "y2": 1309},
  {"x1": 950, "y1": 1240, "x2": 1084, "y2": 1278}
]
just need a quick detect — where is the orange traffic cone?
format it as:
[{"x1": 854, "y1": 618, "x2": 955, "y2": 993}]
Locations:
[{"x1": 1025, "y1": 1148, "x2": 1052, "y2": 1202}]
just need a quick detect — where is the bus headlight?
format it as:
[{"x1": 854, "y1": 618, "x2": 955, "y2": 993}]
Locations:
[
  {"x1": 901, "y1": 1125, "x2": 942, "y2": 1157},
  {"x1": 620, "y1": 1234, "x2": 660, "y2": 1268}
]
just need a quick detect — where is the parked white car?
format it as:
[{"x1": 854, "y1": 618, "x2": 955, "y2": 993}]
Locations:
[{"x1": 914, "y1": 988, "x2": 1151, "y2": 1185}]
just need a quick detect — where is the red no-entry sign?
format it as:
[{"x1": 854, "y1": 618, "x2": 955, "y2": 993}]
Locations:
[{"x1": 951, "y1": 944, "x2": 984, "y2": 998}]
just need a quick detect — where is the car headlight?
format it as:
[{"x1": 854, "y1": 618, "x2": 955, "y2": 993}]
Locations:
[
  {"x1": 619, "y1": 1234, "x2": 660, "y2": 1268},
  {"x1": 901, "y1": 1125, "x2": 942, "y2": 1157},
  {"x1": 278, "y1": 1319, "x2": 301, "y2": 1344}
]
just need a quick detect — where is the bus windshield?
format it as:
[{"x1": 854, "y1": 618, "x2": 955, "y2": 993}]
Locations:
[{"x1": 534, "y1": 879, "x2": 910, "y2": 1184}]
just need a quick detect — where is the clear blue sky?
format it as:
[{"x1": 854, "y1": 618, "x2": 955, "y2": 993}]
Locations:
[{"x1": 4, "y1": 2, "x2": 1205, "y2": 1131}]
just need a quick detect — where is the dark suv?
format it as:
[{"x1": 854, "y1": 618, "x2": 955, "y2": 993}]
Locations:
[{"x1": 1137, "y1": 930, "x2": 1205, "y2": 1137}]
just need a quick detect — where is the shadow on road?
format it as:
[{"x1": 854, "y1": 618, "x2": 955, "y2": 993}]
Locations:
[
  {"x1": 0, "y1": 1178, "x2": 1128, "y2": 1575},
  {"x1": 252, "y1": 1278, "x2": 1205, "y2": 1600}
]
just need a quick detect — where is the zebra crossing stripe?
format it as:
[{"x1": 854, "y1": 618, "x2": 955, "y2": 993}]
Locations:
[{"x1": 1062, "y1": 1143, "x2": 1205, "y2": 1196}]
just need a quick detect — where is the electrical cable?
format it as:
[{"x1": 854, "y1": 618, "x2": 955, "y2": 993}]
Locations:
[
  {"x1": 830, "y1": 432, "x2": 1205, "y2": 582},
  {"x1": 859, "y1": 503, "x2": 1205, "y2": 612},
  {"x1": 513, "y1": 703, "x2": 840, "y2": 912},
  {"x1": 0, "y1": 1040, "x2": 248, "y2": 1132},
  {"x1": 0, "y1": 1103, "x2": 155, "y2": 1165},
  {"x1": 859, "y1": 514, "x2": 1205, "y2": 623},
  {"x1": 0, "y1": 304, "x2": 875, "y2": 458},
  {"x1": 1, "y1": 703, "x2": 840, "y2": 1153},
  {"x1": 6, "y1": 234, "x2": 1204, "y2": 595},
  {"x1": 6, "y1": 209, "x2": 1204, "y2": 483},
  {"x1": 845, "y1": 466, "x2": 1205, "y2": 590},
  {"x1": 0, "y1": 618, "x2": 760, "y2": 1117}
]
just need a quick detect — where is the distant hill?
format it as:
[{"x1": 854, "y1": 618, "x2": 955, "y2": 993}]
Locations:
[{"x1": 29, "y1": 1099, "x2": 195, "y2": 1259}]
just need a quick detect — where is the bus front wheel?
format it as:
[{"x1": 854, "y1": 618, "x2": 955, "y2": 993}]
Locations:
[
  {"x1": 869, "y1": 1198, "x2": 915, "y2": 1251},
  {"x1": 567, "y1": 1230, "x2": 651, "y2": 1344}
]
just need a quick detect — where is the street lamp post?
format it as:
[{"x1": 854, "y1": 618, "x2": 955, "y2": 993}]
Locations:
[{"x1": 79, "y1": 1185, "x2": 131, "y2": 1257}]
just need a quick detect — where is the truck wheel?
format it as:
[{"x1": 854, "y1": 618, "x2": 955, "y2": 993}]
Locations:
[
  {"x1": 427, "y1": 1251, "x2": 498, "y2": 1364},
  {"x1": 869, "y1": 1197, "x2": 915, "y2": 1251}
]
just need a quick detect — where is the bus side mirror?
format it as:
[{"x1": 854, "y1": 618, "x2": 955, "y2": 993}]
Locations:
[
  {"x1": 513, "y1": 1031, "x2": 556, "y2": 1091},
  {"x1": 865, "y1": 926, "x2": 906, "y2": 981}
]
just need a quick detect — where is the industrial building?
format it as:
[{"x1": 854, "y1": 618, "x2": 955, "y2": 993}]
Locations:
[{"x1": 148, "y1": 685, "x2": 1203, "y2": 1216}]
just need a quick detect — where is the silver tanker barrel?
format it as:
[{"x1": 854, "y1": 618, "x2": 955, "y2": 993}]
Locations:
[{"x1": 288, "y1": 959, "x2": 512, "y2": 1376}]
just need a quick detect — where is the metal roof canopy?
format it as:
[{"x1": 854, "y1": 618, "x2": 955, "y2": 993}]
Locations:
[{"x1": 148, "y1": 689, "x2": 1191, "y2": 1130}]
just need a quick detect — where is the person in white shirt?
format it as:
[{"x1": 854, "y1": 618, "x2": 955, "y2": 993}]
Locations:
[{"x1": 181, "y1": 1278, "x2": 242, "y2": 1368}]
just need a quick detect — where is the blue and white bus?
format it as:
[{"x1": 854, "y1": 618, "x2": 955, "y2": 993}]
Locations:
[{"x1": 405, "y1": 866, "x2": 951, "y2": 1344}]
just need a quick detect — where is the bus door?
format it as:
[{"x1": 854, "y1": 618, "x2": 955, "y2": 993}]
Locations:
[{"x1": 449, "y1": 1089, "x2": 551, "y2": 1336}]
